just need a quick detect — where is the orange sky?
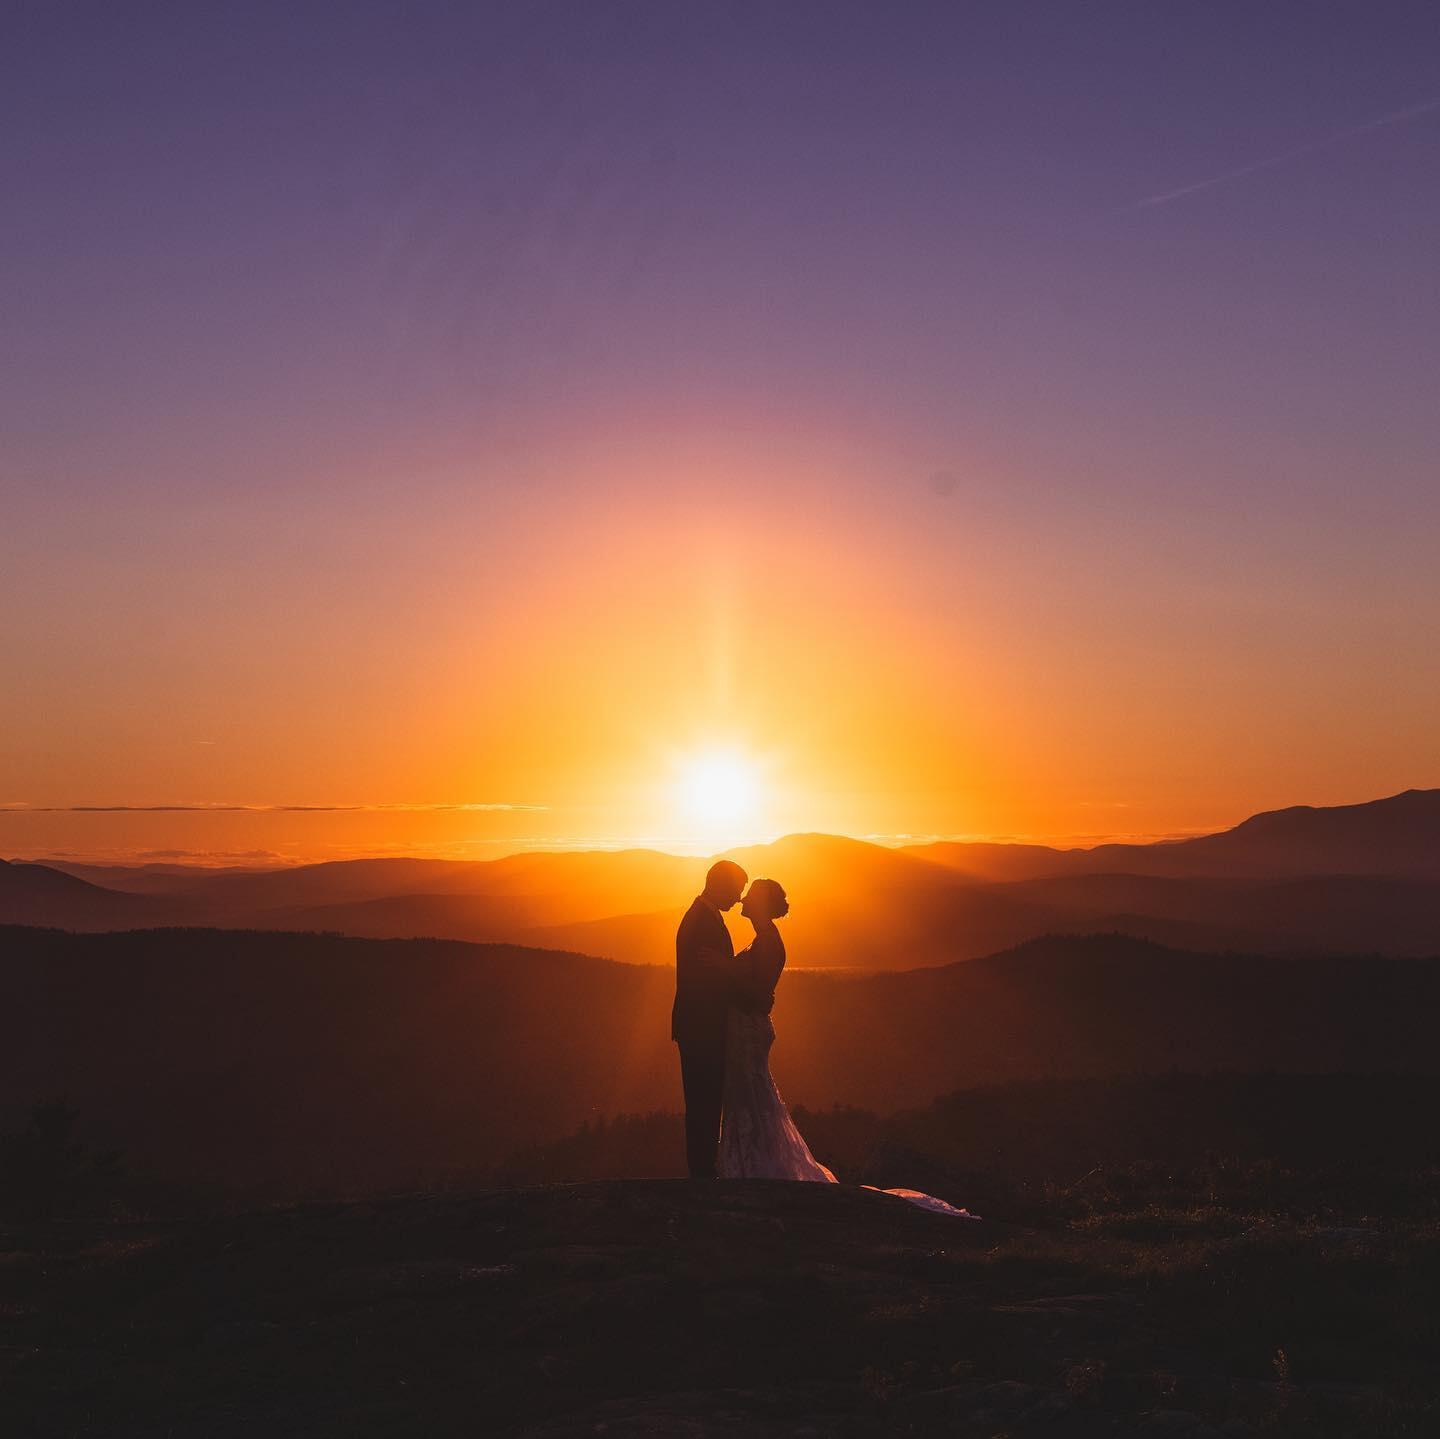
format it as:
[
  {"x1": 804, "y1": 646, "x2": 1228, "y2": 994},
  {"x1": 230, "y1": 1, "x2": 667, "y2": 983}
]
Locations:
[
  {"x1": 5, "y1": 8, "x2": 1440, "y2": 868},
  {"x1": 5, "y1": 425, "x2": 1435, "y2": 867}
]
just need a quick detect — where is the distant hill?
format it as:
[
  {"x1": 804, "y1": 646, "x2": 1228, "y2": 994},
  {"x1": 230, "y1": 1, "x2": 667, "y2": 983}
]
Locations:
[
  {"x1": 525, "y1": 846, "x2": 1084, "y2": 968},
  {"x1": 243, "y1": 834, "x2": 1041, "y2": 964},
  {"x1": 915, "y1": 788, "x2": 1440, "y2": 880},
  {"x1": 986, "y1": 872, "x2": 1440, "y2": 958},
  {"x1": 4, "y1": 925, "x2": 1439, "y2": 1195},
  {"x1": 1165, "y1": 787, "x2": 1440, "y2": 877},
  {"x1": 526, "y1": 869, "x2": 1440, "y2": 967},
  {"x1": 35, "y1": 860, "x2": 292, "y2": 895},
  {"x1": 44, "y1": 847, "x2": 699, "y2": 926},
  {"x1": 0, "y1": 859, "x2": 154, "y2": 929},
  {"x1": 17, "y1": 788, "x2": 1440, "y2": 961}
]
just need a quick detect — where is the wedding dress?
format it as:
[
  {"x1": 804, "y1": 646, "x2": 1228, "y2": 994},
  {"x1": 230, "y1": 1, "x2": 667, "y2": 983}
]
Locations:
[{"x1": 717, "y1": 929, "x2": 976, "y2": 1220}]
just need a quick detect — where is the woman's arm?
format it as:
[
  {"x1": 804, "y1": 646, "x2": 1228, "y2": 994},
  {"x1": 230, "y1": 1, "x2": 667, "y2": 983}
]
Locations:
[{"x1": 747, "y1": 930, "x2": 784, "y2": 1013}]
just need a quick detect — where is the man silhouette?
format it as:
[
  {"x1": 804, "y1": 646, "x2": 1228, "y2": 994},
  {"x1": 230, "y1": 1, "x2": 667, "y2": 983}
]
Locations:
[{"x1": 672, "y1": 859, "x2": 747, "y2": 1179}]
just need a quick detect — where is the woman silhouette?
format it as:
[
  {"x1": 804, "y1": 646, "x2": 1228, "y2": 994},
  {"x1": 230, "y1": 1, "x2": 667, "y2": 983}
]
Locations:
[{"x1": 718, "y1": 878, "x2": 975, "y2": 1219}]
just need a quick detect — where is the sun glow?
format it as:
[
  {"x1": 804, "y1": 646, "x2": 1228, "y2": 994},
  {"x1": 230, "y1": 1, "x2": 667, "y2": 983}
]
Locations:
[{"x1": 675, "y1": 749, "x2": 760, "y2": 833}]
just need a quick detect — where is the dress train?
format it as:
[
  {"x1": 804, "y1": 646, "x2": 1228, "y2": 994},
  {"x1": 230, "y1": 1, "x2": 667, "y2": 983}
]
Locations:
[{"x1": 718, "y1": 1010, "x2": 976, "y2": 1220}]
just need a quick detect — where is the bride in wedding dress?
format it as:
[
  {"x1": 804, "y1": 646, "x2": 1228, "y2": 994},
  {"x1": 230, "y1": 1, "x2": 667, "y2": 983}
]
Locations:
[{"x1": 717, "y1": 879, "x2": 976, "y2": 1219}]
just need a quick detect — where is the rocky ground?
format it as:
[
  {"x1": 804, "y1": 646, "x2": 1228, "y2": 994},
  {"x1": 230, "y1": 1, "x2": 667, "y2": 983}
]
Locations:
[{"x1": 3, "y1": 1179, "x2": 1436, "y2": 1436}]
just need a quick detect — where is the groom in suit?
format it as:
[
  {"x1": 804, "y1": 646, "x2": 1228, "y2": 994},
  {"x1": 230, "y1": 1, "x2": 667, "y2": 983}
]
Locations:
[{"x1": 672, "y1": 859, "x2": 748, "y2": 1178}]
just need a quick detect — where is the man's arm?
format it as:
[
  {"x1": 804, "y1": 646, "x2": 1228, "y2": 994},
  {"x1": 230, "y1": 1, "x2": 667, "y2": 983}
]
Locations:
[
  {"x1": 696, "y1": 940, "x2": 740, "y2": 998},
  {"x1": 694, "y1": 943, "x2": 734, "y2": 973}
]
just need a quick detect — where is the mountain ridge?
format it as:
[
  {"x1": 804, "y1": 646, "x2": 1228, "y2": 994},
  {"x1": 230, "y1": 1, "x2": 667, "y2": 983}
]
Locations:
[{"x1": 6, "y1": 787, "x2": 1437, "y2": 960}]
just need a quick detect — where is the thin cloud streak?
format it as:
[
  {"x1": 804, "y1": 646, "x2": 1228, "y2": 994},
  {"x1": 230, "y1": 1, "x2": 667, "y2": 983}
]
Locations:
[
  {"x1": 1134, "y1": 96, "x2": 1440, "y2": 209},
  {"x1": 0, "y1": 802, "x2": 547, "y2": 814}
]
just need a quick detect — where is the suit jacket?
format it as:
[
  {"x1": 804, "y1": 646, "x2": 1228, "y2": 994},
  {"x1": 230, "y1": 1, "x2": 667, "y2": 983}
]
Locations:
[{"x1": 671, "y1": 896, "x2": 735, "y2": 1046}]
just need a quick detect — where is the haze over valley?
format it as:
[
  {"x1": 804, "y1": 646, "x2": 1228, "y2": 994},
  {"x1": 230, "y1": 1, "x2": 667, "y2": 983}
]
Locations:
[{"x1": 6, "y1": 788, "x2": 1439, "y2": 965}]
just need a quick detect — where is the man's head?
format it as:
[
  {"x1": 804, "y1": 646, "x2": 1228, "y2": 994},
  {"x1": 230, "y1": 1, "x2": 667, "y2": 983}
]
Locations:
[{"x1": 703, "y1": 859, "x2": 748, "y2": 910}]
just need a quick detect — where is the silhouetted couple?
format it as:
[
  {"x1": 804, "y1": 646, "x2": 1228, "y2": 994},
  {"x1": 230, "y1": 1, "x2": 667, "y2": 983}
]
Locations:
[{"x1": 672, "y1": 860, "x2": 975, "y2": 1217}]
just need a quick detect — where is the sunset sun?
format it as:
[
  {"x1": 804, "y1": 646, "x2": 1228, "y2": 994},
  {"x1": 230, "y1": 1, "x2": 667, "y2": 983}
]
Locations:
[{"x1": 675, "y1": 750, "x2": 760, "y2": 834}]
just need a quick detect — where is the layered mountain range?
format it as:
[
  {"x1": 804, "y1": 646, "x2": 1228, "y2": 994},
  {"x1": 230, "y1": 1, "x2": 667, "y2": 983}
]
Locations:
[
  {"x1": 4, "y1": 788, "x2": 1438, "y2": 965},
  {"x1": 6, "y1": 924, "x2": 1440, "y2": 1193}
]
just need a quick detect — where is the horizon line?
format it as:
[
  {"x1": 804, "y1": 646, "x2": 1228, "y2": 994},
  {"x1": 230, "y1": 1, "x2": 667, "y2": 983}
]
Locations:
[
  {"x1": 7, "y1": 825, "x2": 1221, "y2": 870},
  {"x1": 6, "y1": 786, "x2": 1431, "y2": 869}
]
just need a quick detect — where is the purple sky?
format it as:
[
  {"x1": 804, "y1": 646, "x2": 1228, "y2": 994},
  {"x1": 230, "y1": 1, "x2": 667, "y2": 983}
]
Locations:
[{"x1": 3, "y1": 2, "x2": 1438, "y2": 858}]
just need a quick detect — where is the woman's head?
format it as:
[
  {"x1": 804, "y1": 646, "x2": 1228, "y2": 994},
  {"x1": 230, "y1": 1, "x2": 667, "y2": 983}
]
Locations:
[{"x1": 741, "y1": 877, "x2": 789, "y2": 921}]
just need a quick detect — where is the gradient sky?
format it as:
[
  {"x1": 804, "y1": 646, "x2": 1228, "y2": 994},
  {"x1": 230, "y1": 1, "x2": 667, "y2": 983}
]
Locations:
[{"x1": 3, "y1": 2, "x2": 1438, "y2": 863}]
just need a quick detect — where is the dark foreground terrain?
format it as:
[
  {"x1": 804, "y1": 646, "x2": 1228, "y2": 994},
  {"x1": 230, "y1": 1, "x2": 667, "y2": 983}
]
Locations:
[
  {"x1": 6, "y1": 1178, "x2": 1438, "y2": 1437},
  {"x1": 9, "y1": 924, "x2": 1440, "y2": 1196}
]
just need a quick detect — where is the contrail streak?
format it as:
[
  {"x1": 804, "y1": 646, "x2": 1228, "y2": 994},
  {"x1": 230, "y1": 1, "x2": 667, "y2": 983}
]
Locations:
[
  {"x1": 1134, "y1": 96, "x2": 1440, "y2": 209},
  {"x1": 0, "y1": 802, "x2": 548, "y2": 813}
]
